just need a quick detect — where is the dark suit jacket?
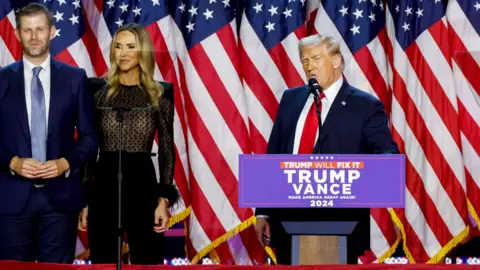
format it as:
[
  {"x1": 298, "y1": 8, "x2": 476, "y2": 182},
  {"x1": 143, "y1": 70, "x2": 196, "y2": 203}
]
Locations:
[
  {"x1": 264, "y1": 81, "x2": 399, "y2": 156},
  {"x1": 255, "y1": 81, "x2": 399, "y2": 236},
  {"x1": 0, "y1": 59, "x2": 98, "y2": 215}
]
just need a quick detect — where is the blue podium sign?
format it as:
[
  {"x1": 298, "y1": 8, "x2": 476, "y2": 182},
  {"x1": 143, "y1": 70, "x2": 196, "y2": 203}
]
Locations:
[{"x1": 239, "y1": 154, "x2": 405, "y2": 208}]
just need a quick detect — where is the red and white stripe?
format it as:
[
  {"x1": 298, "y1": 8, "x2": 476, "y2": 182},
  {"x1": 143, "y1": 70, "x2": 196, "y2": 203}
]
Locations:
[
  {"x1": 305, "y1": 1, "x2": 479, "y2": 263},
  {"x1": 0, "y1": 11, "x2": 21, "y2": 67},
  {"x1": 446, "y1": 0, "x2": 480, "y2": 228},
  {"x1": 239, "y1": 10, "x2": 307, "y2": 155},
  {"x1": 384, "y1": 4, "x2": 470, "y2": 262},
  {"x1": 153, "y1": 15, "x2": 265, "y2": 264}
]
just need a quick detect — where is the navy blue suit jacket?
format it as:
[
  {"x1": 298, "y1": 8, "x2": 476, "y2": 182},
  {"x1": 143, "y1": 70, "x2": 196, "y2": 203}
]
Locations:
[
  {"x1": 0, "y1": 59, "x2": 98, "y2": 215},
  {"x1": 256, "y1": 81, "x2": 399, "y2": 218}
]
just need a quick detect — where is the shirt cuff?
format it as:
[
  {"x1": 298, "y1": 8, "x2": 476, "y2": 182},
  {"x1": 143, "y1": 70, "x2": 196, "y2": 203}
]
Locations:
[{"x1": 256, "y1": 215, "x2": 269, "y2": 219}]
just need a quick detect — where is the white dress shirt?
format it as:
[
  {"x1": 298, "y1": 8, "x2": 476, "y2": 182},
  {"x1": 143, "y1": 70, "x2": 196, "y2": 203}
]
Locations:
[
  {"x1": 23, "y1": 54, "x2": 51, "y2": 130},
  {"x1": 13, "y1": 55, "x2": 70, "y2": 177},
  {"x1": 292, "y1": 76, "x2": 343, "y2": 154}
]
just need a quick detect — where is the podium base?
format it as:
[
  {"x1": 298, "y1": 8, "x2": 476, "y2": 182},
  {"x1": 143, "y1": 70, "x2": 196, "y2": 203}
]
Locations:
[{"x1": 291, "y1": 235, "x2": 347, "y2": 265}]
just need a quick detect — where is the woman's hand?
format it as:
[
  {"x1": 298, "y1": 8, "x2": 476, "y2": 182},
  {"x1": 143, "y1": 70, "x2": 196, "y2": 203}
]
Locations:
[
  {"x1": 153, "y1": 199, "x2": 169, "y2": 233},
  {"x1": 78, "y1": 207, "x2": 88, "y2": 231}
]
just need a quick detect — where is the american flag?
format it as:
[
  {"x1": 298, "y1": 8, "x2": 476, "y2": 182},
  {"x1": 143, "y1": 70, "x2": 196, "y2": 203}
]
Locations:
[
  {"x1": 1, "y1": 0, "x2": 479, "y2": 265},
  {"x1": 305, "y1": 0, "x2": 480, "y2": 263},
  {"x1": 0, "y1": 0, "x2": 267, "y2": 264},
  {"x1": 240, "y1": 0, "x2": 307, "y2": 154}
]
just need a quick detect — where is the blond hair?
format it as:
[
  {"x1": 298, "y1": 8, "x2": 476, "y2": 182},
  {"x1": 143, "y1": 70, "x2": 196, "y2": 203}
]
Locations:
[
  {"x1": 298, "y1": 34, "x2": 345, "y2": 71},
  {"x1": 106, "y1": 23, "x2": 163, "y2": 106}
]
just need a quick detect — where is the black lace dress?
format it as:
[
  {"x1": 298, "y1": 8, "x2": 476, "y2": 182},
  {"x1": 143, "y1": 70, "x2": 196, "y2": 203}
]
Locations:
[{"x1": 83, "y1": 78, "x2": 178, "y2": 265}]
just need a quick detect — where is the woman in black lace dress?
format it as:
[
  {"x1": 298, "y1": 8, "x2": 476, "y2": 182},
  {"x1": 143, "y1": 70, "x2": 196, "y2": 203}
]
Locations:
[{"x1": 78, "y1": 23, "x2": 178, "y2": 265}]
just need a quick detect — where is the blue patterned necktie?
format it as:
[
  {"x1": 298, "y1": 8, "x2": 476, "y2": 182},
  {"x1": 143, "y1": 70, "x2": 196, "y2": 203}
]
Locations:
[{"x1": 31, "y1": 66, "x2": 46, "y2": 162}]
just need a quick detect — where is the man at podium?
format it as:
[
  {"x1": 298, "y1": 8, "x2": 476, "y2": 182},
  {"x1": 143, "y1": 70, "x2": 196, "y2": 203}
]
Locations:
[{"x1": 255, "y1": 34, "x2": 399, "y2": 265}]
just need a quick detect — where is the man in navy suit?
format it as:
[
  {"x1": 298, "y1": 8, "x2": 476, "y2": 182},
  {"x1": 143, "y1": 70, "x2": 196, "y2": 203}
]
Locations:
[
  {"x1": 0, "y1": 3, "x2": 97, "y2": 263},
  {"x1": 255, "y1": 34, "x2": 399, "y2": 264}
]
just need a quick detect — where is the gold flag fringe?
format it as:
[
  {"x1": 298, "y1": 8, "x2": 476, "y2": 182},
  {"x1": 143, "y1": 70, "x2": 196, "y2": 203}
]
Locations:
[
  {"x1": 375, "y1": 232, "x2": 401, "y2": 264},
  {"x1": 190, "y1": 215, "x2": 277, "y2": 265},
  {"x1": 389, "y1": 209, "x2": 470, "y2": 264}
]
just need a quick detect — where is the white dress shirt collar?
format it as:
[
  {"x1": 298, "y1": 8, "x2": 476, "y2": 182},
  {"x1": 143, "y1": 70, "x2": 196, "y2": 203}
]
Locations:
[
  {"x1": 23, "y1": 54, "x2": 51, "y2": 74},
  {"x1": 320, "y1": 76, "x2": 343, "y2": 104}
]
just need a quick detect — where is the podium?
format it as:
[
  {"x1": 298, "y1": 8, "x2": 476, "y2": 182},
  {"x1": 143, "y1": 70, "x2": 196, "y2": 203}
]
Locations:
[
  {"x1": 239, "y1": 153, "x2": 406, "y2": 264},
  {"x1": 281, "y1": 221, "x2": 358, "y2": 265}
]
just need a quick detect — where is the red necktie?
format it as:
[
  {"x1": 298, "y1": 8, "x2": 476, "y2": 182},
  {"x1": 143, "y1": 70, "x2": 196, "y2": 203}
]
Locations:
[{"x1": 298, "y1": 93, "x2": 326, "y2": 154}]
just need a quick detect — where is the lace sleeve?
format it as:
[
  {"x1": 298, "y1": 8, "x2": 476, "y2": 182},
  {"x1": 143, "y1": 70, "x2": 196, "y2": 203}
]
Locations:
[{"x1": 157, "y1": 86, "x2": 179, "y2": 207}]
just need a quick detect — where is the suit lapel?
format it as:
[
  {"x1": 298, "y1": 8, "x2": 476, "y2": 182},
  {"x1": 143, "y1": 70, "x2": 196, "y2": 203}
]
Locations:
[
  {"x1": 48, "y1": 59, "x2": 63, "y2": 138},
  {"x1": 316, "y1": 82, "x2": 352, "y2": 146},
  {"x1": 286, "y1": 86, "x2": 311, "y2": 153},
  {"x1": 10, "y1": 61, "x2": 31, "y2": 142}
]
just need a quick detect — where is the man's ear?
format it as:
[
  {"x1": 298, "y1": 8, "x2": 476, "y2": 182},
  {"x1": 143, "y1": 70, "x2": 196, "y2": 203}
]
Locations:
[
  {"x1": 14, "y1": 28, "x2": 21, "y2": 42},
  {"x1": 49, "y1": 24, "x2": 56, "y2": 40},
  {"x1": 333, "y1": 54, "x2": 341, "y2": 70}
]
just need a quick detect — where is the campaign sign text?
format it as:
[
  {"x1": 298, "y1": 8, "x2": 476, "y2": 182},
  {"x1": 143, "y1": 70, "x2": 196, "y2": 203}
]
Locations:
[{"x1": 239, "y1": 154, "x2": 405, "y2": 208}]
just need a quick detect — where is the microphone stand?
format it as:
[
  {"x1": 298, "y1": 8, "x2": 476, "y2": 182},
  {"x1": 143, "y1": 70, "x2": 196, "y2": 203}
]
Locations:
[
  {"x1": 113, "y1": 106, "x2": 131, "y2": 270},
  {"x1": 308, "y1": 77, "x2": 323, "y2": 154},
  {"x1": 313, "y1": 93, "x2": 322, "y2": 153}
]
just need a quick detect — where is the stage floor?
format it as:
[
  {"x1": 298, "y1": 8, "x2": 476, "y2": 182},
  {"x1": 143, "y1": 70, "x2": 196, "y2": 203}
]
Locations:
[{"x1": 1, "y1": 261, "x2": 480, "y2": 270}]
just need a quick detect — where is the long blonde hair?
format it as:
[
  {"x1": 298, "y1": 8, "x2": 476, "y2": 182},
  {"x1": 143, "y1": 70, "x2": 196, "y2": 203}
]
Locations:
[{"x1": 106, "y1": 23, "x2": 163, "y2": 106}]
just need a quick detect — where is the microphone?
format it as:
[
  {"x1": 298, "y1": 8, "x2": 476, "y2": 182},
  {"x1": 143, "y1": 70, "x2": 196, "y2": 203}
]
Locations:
[
  {"x1": 308, "y1": 77, "x2": 322, "y2": 98},
  {"x1": 308, "y1": 77, "x2": 322, "y2": 118},
  {"x1": 111, "y1": 105, "x2": 132, "y2": 112},
  {"x1": 110, "y1": 105, "x2": 132, "y2": 122}
]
